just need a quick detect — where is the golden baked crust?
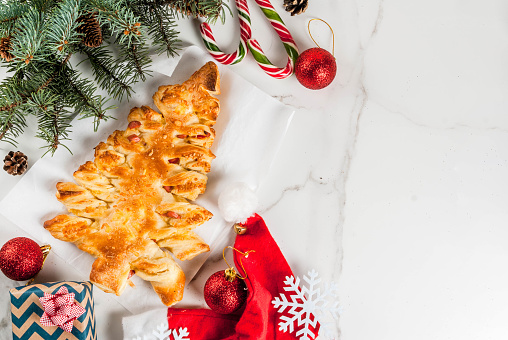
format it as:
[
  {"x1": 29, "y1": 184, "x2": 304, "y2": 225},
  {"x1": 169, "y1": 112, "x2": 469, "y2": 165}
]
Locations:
[{"x1": 44, "y1": 62, "x2": 220, "y2": 306}]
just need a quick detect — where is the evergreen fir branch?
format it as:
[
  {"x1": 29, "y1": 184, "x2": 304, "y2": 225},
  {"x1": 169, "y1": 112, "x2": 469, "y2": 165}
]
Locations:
[
  {"x1": 0, "y1": 56, "x2": 70, "y2": 146},
  {"x1": 25, "y1": 54, "x2": 73, "y2": 93},
  {"x1": 0, "y1": 106, "x2": 27, "y2": 146},
  {"x1": 83, "y1": 0, "x2": 144, "y2": 46},
  {"x1": 0, "y1": 2, "x2": 29, "y2": 37},
  {"x1": 117, "y1": 39, "x2": 151, "y2": 83},
  {"x1": 77, "y1": 45, "x2": 133, "y2": 100},
  {"x1": 201, "y1": 0, "x2": 230, "y2": 24},
  {"x1": 128, "y1": 0, "x2": 180, "y2": 57},
  {"x1": 99, "y1": 17, "x2": 112, "y2": 42},
  {"x1": 0, "y1": 79, "x2": 23, "y2": 112},
  {"x1": 0, "y1": 0, "x2": 229, "y2": 153},
  {"x1": 58, "y1": 64, "x2": 114, "y2": 131},
  {"x1": 0, "y1": 54, "x2": 72, "y2": 112},
  {"x1": 45, "y1": 0, "x2": 81, "y2": 57},
  {"x1": 10, "y1": 7, "x2": 47, "y2": 67},
  {"x1": 30, "y1": 89, "x2": 72, "y2": 155},
  {"x1": 0, "y1": 77, "x2": 27, "y2": 145},
  {"x1": 165, "y1": 0, "x2": 229, "y2": 24},
  {"x1": 30, "y1": 0, "x2": 58, "y2": 13},
  {"x1": 0, "y1": 72, "x2": 37, "y2": 112}
]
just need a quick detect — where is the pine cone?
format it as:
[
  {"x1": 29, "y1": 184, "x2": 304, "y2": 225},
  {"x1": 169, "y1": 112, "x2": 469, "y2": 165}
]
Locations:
[
  {"x1": 3, "y1": 151, "x2": 28, "y2": 176},
  {"x1": 166, "y1": 0, "x2": 207, "y2": 18},
  {"x1": 283, "y1": 0, "x2": 308, "y2": 16},
  {"x1": 0, "y1": 36, "x2": 14, "y2": 62},
  {"x1": 76, "y1": 13, "x2": 103, "y2": 48}
]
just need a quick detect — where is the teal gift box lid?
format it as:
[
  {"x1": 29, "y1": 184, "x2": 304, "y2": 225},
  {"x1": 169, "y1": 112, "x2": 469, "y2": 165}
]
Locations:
[{"x1": 9, "y1": 281, "x2": 96, "y2": 340}]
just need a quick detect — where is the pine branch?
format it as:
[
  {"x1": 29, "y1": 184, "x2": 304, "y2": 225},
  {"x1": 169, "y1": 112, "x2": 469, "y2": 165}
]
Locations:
[
  {"x1": 0, "y1": 78, "x2": 27, "y2": 145},
  {"x1": 57, "y1": 64, "x2": 113, "y2": 131},
  {"x1": 0, "y1": 108, "x2": 26, "y2": 146},
  {"x1": 9, "y1": 6, "x2": 47, "y2": 67},
  {"x1": 0, "y1": 74, "x2": 37, "y2": 112},
  {"x1": 0, "y1": 2, "x2": 29, "y2": 37},
  {"x1": 0, "y1": 54, "x2": 71, "y2": 113},
  {"x1": 0, "y1": 0, "x2": 230, "y2": 154},
  {"x1": 0, "y1": 123, "x2": 10, "y2": 141},
  {"x1": 45, "y1": 0, "x2": 81, "y2": 57},
  {"x1": 83, "y1": 0, "x2": 144, "y2": 46},
  {"x1": 0, "y1": 109, "x2": 25, "y2": 145},
  {"x1": 77, "y1": 45, "x2": 133, "y2": 100},
  {"x1": 31, "y1": 0, "x2": 58, "y2": 13},
  {"x1": 31, "y1": 90, "x2": 72, "y2": 155},
  {"x1": 117, "y1": 38, "x2": 151, "y2": 83},
  {"x1": 164, "y1": 0, "x2": 229, "y2": 24},
  {"x1": 0, "y1": 53, "x2": 109, "y2": 151},
  {"x1": 0, "y1": 15, "x2": 18, "y2": 23},
  {"x1": 0, "y1": 55, "x2": 71, "y2": 147},
  {"x1": 128, "y1": 0, "x2": 181, "y2": 56}
]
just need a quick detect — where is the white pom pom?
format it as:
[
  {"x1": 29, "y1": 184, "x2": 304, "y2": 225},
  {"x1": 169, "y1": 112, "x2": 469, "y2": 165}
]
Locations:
[{"x1": 218, "y1": 182, "x2": 258, "y2": 223}]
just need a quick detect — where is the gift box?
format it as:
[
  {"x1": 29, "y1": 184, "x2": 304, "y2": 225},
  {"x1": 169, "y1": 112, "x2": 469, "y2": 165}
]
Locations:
[{"x1": 10, "y1": 281, "x2": 96, "y2": 340}]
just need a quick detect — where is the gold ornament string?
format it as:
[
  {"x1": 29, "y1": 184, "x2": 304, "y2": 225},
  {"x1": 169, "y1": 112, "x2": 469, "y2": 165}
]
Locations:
[
  {"x1": 308, "y1": 18, "x2": 335, "y2": 57},
  {"x1": 222, "y1": 246, "x2": 255, "y2": 280}
]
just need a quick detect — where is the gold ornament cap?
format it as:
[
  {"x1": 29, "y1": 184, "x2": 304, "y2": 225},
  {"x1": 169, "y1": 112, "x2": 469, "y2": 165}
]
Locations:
[
  {"x1": 233, "y1": 223, "x2": 247, "y2": 235},
  {"x1": 26, "y1": 244, "x2": 51, "y2": 286},
  {"x1": 224, "y1": 267, "x2": 237, "y2": 282}
]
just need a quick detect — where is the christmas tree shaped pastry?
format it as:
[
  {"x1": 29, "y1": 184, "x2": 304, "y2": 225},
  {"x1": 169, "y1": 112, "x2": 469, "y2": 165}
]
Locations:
[{"x1": 44, "y1": 62, "x2": 220, "y2": 306}]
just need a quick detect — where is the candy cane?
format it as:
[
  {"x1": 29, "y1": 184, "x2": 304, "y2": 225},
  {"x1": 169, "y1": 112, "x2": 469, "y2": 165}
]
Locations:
[
  {"x1": 200, "y1": 0, "x2": 252, "y2": 65},
  {"x1": 247, "y1": 0, "x2": 299, "y2": 79}
]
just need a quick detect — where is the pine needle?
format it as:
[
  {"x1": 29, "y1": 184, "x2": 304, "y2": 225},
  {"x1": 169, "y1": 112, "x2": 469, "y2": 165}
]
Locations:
[{"x1": 0, "y1": 0, "x2": 229, "y2": 154}]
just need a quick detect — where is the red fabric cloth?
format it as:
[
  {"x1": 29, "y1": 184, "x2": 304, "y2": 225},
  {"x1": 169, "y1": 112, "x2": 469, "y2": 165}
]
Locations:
[
  {"x1": 166, "y1": 214, "x2": 319, "y2": 340},
  {"x1": 167, "y1": 309, "x2": 239, "y2": 339}
]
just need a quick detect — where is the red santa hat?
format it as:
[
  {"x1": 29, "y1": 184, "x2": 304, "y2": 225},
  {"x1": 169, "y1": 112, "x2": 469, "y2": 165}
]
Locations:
[{"x1": 164, "y1": 183, "x2": 320, "y2": 340}]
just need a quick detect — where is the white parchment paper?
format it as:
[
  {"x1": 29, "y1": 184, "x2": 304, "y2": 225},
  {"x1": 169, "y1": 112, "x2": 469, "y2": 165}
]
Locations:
[{"x1": 0, "y1": 46, "x2": 294, "y2": 314}]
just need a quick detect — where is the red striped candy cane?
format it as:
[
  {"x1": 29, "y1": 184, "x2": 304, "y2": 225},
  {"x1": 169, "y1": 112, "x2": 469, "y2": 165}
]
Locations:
[
  {"x1": 247, "y1": 0, "x2": 299, "y2": 79},
  {"x1": 200, "y1": 0, "x2": 252, "y2": 65}
]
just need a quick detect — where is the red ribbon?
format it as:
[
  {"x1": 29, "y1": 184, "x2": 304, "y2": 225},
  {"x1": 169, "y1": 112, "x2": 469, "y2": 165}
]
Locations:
[{"x1": 39, "y1": 286, "x2": 86, "y2": 332}]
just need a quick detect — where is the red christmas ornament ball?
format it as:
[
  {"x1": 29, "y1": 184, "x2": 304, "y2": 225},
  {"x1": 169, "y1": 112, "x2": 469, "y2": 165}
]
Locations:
[
  {"x1": 204, "y1": 269, "x2": 248, "y2": 314},
  {"x1": 295, "y1": 47, "x2": 337, "y2": 90},
  {"x1": 0, "y1": 237, "x2": 43, "y2": 281}
]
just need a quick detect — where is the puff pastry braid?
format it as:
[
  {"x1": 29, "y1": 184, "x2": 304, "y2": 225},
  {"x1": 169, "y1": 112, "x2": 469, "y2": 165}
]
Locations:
[{"x1": 44, "y1": 62, "x2": 220, "y2": 306}]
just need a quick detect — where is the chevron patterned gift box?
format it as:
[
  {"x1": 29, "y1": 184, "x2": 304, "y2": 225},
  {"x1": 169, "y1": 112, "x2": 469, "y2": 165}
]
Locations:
[{"x1": 10, "y1": 281, "x2": 96, "y2": 340}]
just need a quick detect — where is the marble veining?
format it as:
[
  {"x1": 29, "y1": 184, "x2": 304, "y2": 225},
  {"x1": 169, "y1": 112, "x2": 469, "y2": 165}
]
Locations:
[{"x1": 2, "y1": 1, "x2": 508, "y2": 339}]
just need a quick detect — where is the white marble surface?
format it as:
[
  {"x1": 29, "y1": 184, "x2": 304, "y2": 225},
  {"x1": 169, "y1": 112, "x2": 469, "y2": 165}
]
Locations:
[{"x1": 1, "y1": 1, "x2": 508, "y2": 339}]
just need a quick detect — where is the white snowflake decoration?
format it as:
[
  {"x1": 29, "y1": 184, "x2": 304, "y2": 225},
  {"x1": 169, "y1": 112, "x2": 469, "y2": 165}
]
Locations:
[
  {"x1": 272, "y1": 269, "x2": 341, "y2": 340},
  {"x1": 171, "y1": 328, "x2": 189, "y2": 340},
  {"x1": 132, "y1": 323, "x2": 190, "y2": 340},
  {"x1": 153, "y1": 324, "x2": 172, "y2": 340}
]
